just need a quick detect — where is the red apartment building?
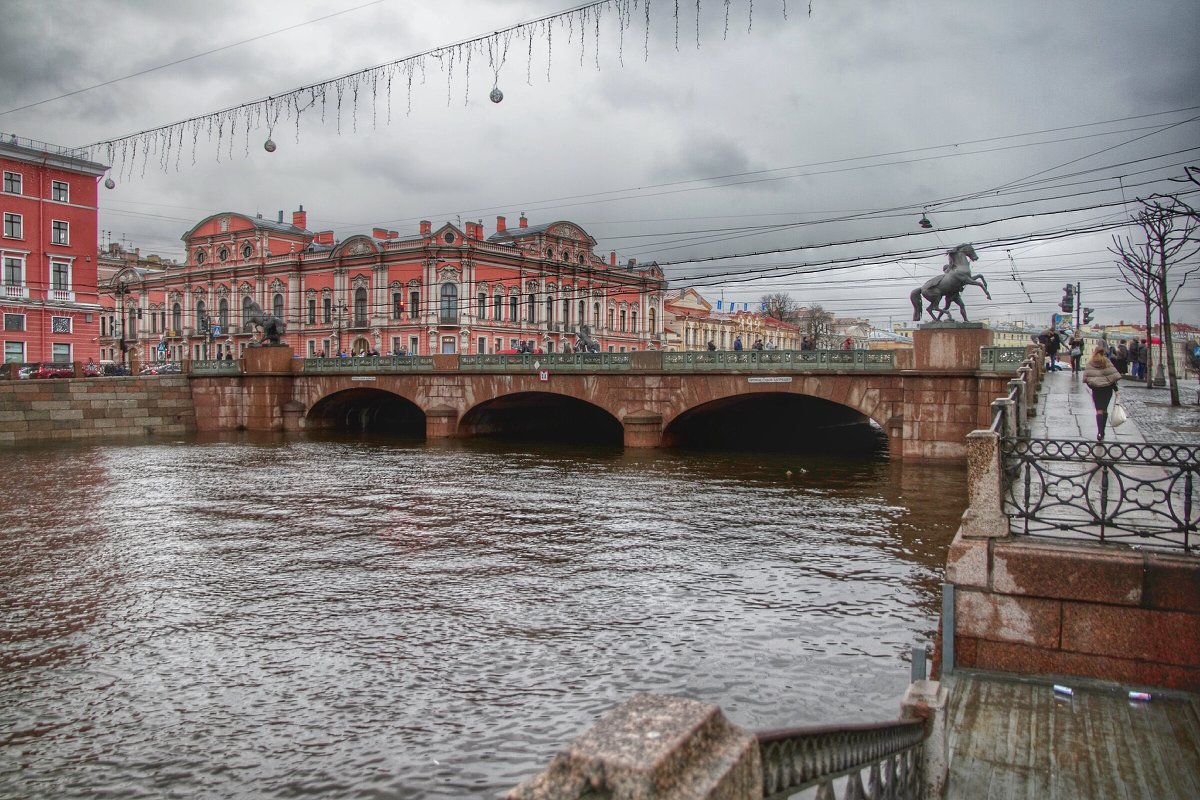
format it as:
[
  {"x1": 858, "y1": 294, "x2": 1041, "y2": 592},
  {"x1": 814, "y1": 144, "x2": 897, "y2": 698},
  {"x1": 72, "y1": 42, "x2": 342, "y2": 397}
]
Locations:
[
  {"x1": 101, "y1": 208, "x2": 667, "y2": 361},
  {"x1": 1, "y1": 134, "x2": 109, "y2": 363}
]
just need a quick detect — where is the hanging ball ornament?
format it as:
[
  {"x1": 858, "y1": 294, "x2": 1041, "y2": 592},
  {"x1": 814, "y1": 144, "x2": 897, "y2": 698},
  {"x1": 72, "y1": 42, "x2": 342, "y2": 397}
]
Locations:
[
  {"x1": 264, "y1": 137, "x2": 277, "y2": 153},
  {"x1": 104, "y1": 177, "x2": 116, "y2": 190},
  {"x1": 489, "y1": 87, "x2": 504, "y2": 104}
]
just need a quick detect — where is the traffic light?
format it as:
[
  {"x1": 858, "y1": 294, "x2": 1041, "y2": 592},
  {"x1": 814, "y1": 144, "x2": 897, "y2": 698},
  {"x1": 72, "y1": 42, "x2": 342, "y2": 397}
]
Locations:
[
  {"x1": 1083, "y1": 307, "x2": 1094, "y2": 325},
  {"x1": 1060, "y1": 284, "x2": 1074, "y2": 313}
]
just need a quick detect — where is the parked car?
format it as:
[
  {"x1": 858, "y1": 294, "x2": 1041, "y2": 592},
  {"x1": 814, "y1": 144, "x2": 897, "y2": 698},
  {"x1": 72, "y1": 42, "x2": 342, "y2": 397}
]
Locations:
[
  {"x1": 83, "y1": 361, "x2": 103, "y2": 377},
  {"x1": 101, "y1": 362, "x2": 131, "y2": 376},
  {"x1": 32, "y1": 364, "x2": 73, "y2": 379},
  {"x1": 17, "y1": 364, "x2": 37, "y2": 379},
  {"x1": 140, "y1": 362, "x2": 182, "y2": 375}
]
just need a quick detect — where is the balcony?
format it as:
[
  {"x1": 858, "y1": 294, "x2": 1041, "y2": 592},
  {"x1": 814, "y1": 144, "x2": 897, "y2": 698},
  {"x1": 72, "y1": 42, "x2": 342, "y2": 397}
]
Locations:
[
  {"x1": 437, "y1": 314, "x2": 460, "y2": 326},
  {"x1": 50, "y1": 289, "x2": 74, "y2": 302},
  {"x1": 3, "y1": 283, "x2": 28, "y2": 300},
  {"x1": 350, "y1": 318, "x2": 369, "y2": 330}
]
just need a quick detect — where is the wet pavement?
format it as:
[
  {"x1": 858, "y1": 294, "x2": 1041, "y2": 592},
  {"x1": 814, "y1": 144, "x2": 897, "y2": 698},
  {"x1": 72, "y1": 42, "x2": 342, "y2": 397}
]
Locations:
[{"x1": 1031, "y1": 366, "x2": 1200, "y2": 444}]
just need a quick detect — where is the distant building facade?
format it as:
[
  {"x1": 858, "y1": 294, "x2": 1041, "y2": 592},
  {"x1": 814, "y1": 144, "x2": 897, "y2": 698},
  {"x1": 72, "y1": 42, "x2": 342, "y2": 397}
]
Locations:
[
  {"x1": 99, "y1": 209, "x2": 666, "y2": 361},
  {"x1": 1, "y1": 134, "x2": 109, "y2": 363},
  {"x1": 663, "y1": 288, "x2": 802, "y2": 350}
]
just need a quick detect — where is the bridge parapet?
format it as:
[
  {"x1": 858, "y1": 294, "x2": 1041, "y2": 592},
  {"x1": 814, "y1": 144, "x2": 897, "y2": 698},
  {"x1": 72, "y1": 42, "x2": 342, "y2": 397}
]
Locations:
[{"x1": 663, "y1": 349, "x2": 895, "y2": 371}]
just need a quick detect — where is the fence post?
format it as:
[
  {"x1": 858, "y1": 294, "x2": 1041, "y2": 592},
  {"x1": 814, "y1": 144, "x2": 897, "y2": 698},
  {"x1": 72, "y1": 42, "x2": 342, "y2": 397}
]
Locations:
[
  {"x1": 961, "y1": 430, "x2": 1008, "y2": 538},
  {"x1": 901, "y1": 680, "x2": 950, "y2": 800}
]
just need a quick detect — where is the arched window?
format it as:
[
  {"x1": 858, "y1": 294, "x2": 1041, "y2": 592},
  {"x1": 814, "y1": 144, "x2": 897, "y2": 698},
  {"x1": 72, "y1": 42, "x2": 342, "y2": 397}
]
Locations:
[
  {"x1": 218, "y1": 298, "x2": 229, "y2": 328},
  {"x1": 477, "y1": 291, "x2": 488, "y2": 320},
  {"x1": 594, "y1": 302, "x2": 602, "y2": 327},
  {"x1": 630, "y1": 309, "x2": 638, "y2": 333},
  {"x1": 195, "y1": 300, "x2": 207, "y2": 329},
  {"x1": 393, "y1": 292, "x2": 404, "y2": 319},
  {"x1": 545, "y1": 295, "x2": 554, "y2": 324},
  {"x1": 172, "y1": 302, "x2": 183, "y2": 334},
  {"x1": 562, "y1": 290, "x2": 571, "y2": 324},
  {"x1": 440, "y1": 283, "x2": 458, "y2": 321},
  {"x1": 509, "y1": 294, "x2": 519, "y2": 322},
  {"x1": 545, "y1": 248, "x2": 554, "y2": 260},
  {"x1": 608, "y1": 307, "x2": 615, "y2": 330},
  {"x1": 527, "y1": 293, "x2": 536, "y2": 323},
  {"x1": 578, "y1": 299, "x2": 586, "y2": 324},
  {"x1": 241, "y1": 296, "x2": 253, "y2": 327},
  {"x1": 273, "y1": 293, "x2": 284, "y2": 320},
  {"x1": 354, "y1": 287, "x2": 367, "y2": 325},
  {"x1": 648, "y1": 307, "x2": 656, "y2": 334},
  {"x1": 619, "y1": 309, "x2": 627, "y2": 332},
  {"x1": 494, "y1": 293, "x2": 504, "y2": 320}
]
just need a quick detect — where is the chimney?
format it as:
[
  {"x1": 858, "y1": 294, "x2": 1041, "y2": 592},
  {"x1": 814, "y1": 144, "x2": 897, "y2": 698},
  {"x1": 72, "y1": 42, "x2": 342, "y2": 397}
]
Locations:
[
  {"x1": 314, "y1": 231, "x2": 335, "y2": 245},
  {"x1": 496, "y1": 215, "x2": 507, "y2": 233},
  {"x1": 372, "y1": 227, "x2": 388, "y2": 239},
  {"x1": 627, "y1": 258, "x2": 637, "y2": 268},
  {"x1": 388, "y1": 230, "x2": 398, "y2": 239},
  {"x1": 420, "y1": 220, "x2": 432, "y2": 236},
  {"x1": 292, "y1": 205, "x2": 307, "y2": 229},
  {"x1": 610, "y1": 251, "x2": 617, "y2": 267},
  {"x1": 519, "y1": 212, "x2": 528, "y2": 229},
  {"x1": 278, "y1": 210, "x2": 284, "y2": 224}
]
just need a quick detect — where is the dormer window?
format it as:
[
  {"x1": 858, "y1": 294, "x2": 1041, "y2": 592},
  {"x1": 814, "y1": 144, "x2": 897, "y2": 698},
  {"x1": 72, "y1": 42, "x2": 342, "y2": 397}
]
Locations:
[
  {"x1": 195, "y1": 249, "x2": 206, "y2": 265},
  {"x1": 217, "y1": 247, "x2": 229, "y2": 262},
  {"x1": 443, "y1": 232, "x2": 455, "y2": 244},
  {"x1": 242, "y1": 243, "x2": 253, "y2": 259}
]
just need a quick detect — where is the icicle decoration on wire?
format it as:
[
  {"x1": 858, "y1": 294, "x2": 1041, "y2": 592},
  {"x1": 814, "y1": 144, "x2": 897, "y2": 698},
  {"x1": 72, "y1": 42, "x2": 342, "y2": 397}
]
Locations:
[{"x1": 78, "y1": 0, "x2": 807, "y2": 181}]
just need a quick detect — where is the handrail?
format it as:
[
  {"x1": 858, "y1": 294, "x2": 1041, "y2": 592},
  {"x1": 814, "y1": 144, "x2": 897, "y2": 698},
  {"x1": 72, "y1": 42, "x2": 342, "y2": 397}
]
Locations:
[{"x1": 757, "y1": 718, "x2": 926, "y2": 800}]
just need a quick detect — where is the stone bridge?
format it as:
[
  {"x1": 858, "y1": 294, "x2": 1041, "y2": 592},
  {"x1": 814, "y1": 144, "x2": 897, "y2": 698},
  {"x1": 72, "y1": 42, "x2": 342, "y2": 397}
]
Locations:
[{"x1": 190, "y1": 327, "x2": 1026, "y2": 461}]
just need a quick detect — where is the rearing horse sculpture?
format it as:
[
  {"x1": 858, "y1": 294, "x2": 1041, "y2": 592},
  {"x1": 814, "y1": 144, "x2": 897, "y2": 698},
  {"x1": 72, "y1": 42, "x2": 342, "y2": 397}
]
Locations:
[
  {"x1": 244, "y1": 301, "x2": 285, "y2": 345},
  {"x1": 910, "y1": 243, "x2": 991, "y2": 322}
]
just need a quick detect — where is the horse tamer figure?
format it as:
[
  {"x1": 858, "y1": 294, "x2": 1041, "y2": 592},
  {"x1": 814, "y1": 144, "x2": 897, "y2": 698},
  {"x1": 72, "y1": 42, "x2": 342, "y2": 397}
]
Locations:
[
  {"x1": 910, "y1": 243, "x2": 991, "y2": 322},
  {"x1": 244, "y1": 301, "x2": 285, "y2": 345}
]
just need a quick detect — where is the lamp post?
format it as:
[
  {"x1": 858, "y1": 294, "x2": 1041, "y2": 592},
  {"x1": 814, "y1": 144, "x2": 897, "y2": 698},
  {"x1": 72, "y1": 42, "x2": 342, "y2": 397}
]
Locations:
[
  {"x1": 115, "y1": 282, "x2": 131, "y2": 366},
  {"x1": 332, "y1": 299, "x2": 347, "y2": 354}
]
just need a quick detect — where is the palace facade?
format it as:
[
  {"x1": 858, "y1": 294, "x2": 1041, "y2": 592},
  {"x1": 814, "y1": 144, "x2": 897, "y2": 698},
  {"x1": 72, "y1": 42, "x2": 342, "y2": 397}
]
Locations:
[
  {"x1": 100, "y1": 208, "x2": 667, "y2": 362},
  {"x1": 1, "y1": 134, "x2": 109, "y2": 363}
]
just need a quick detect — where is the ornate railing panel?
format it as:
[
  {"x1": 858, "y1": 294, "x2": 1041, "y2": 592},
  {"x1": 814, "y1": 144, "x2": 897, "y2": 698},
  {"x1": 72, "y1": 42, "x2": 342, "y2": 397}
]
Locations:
[
  {"x1": 190, "y1": 359, "x2": 240, "y2": 376},
  {"x1": 458, "y1": 352, "x2": 632, "y2": 371},
  {"x1": 757, "y1": 720, "x2": 925, "y2": 800},
  {"x1": 301, "y1": 355, "x2": 435, "y2": 373},
  {"x1": 1001, "y1": 438, "x2": 1199, "y2": 552},
  {"x1": 979, "y1": 346, "x2": 1028, "y2": 372},
  {"x1": 662, "y1": 349, "x2": 894, "y2": 372}
]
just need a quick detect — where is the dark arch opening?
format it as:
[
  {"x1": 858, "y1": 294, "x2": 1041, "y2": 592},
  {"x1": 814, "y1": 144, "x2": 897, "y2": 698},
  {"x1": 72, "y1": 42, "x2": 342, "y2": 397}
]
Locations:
[
  {"x1": 305, "y1": 389, "x2": 425, "y2": 437},
  {"x1": 664, "y1": 393, "x2": 886, "y2": 456},
  {"x1": 460, "y1": 392, "x2": 622, "y2": 445}
]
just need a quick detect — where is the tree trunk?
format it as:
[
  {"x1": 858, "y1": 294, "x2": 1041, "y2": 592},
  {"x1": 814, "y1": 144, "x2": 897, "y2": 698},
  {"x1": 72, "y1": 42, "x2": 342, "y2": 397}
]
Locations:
[
  {"x1": 1156, "y1": 243, "x2": 1181, "y2": 406},
  {"x1": 1143, "y1": 300, "x2": 1154, "y2": 389}
]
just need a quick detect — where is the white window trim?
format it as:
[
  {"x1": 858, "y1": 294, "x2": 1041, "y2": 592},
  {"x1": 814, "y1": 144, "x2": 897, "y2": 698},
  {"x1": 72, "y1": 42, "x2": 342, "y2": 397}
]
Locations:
[
  {"x1": 51, "y1": 180, "x2": 69, "y2": 203},
  {"x1": 3, "y1": 212, "x2": 23, "y2": 240},
  {"x1": 50, "y1": 258, "x2": 74, "y2": 301},
  {"x1": 51, "y1": 219, "x2": 70, "y2": 246},
  {"x1": 3, "y1": 170, "x2": 23, "y2": 195},
  {"x1": 2, "y1": 253, "x2": 27, "y2": 299}
]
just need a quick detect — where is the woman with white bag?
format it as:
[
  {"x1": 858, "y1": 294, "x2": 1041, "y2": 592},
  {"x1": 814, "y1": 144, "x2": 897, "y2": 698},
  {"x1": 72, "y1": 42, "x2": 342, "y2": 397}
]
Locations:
[{"x1": 1083, "y1": 346, "x2": 1123, "y2": 441}]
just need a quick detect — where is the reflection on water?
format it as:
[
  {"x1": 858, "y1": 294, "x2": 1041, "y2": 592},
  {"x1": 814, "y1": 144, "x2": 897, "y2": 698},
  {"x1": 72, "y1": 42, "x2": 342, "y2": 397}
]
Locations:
[{"x1": 0, "y1": 433, "x2": 966, "y2": 799}]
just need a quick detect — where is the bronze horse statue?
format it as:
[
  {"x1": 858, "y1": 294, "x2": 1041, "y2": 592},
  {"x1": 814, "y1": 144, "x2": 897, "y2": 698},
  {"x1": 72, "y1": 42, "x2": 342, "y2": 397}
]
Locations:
[
  {"x1": 244, "y1": 301, "x2": 285, "y2": 345},
  {"x1": 911, "y1": 243, "x2": 991, "y2": 321}
]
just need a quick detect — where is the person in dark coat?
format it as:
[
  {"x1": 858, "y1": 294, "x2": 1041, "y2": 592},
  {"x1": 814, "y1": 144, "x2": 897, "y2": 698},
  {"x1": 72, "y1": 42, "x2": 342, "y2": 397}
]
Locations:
[{"x1": 1083, "y1": 346, "x2": 1122, "y2": 440}]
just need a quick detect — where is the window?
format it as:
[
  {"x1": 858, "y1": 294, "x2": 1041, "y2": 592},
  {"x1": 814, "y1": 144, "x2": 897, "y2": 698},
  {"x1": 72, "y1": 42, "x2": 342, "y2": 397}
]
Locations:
[
  {"x1": 323, "y1": 296, "x2": 331, "y2": 323},
  {"x1": 52, "y1": 343, "x2": 71, "y2": 363},
  {"x1": 4, "y1": 341, "x2": 24, "y2": 363},
  {"x1": 219, "y1": 299, "x2": 229, "y2": 329},
  {"x1": 3, "y1": 172, "x2": 21, "y2": 194},
  {"x1": 51, "y1": 261, "x2": 70, "y2": 296},
  {"x1": 4, "y1": 313, "x2": 24, "y2": 331},
  {"x1": 195, "y1": 249, "x2": 206, "y2": 265},
  {"x1": 393, "y1": 292, "x2": 404, "y2": 319},
  {"x1": 218, "y1": 247, "x2": 229, "y2": 262},
  {"x1": 477, "y1": 337, "x2": 486, "y2": 353},
  {"x1": 594, "y1": 302, "x2": 601, "y2": 326},
  {"x1": 51, "y1": 316, "x2": 71, "y2": 334},
  {"x1": 409, "y1": 290, "x2": 420, "y2": 318},
  {"x1": 273, "y1": 293, "x2": 284, "y2": 320},
  {"x1": 353, "y1": 288, "x2": 367, "y2": 325},
  {"x1": 579, "y1": 299, "x2": 586, "y2": 324},
  {"x1": 608, "y1": 308, "x2": 615, "y2": 330},
  {"x1": 509, "y1": 295, "x2": 518, "y2": 322},
  {"x1": 439, "y1": 284, "x2": 458, "y2": 321},
  {"x1": 527, "y1": 293, "x2": 536, "y2": 323},
  {"x1": 545, "y1": 296, "x2": 554, "y2": 325},
  {"x1": 443, "y1": 232, "x2": 455, "y2": 244},
  {"x1": 3, "y1": 213, "x2": 21, "y2": 239},
  {"x1": 242, "y1": 243, "x2": 253, "y2": 259},
  {"x1": 562, "y1": 296, "x2": 571, "y2": 324},
  {"x1": 242, "y1": 296, "x2": 253, "y2": 328},
  {"x1": 308, "y1": 298, "x2": 317, "y2": 324},
  {"x1": 51, "y1": 220, "x2": 69, "y2": 245},
  {"x1": 630, "y1": 310, "x2": 638, "y2": 333},
  {"x1": 196, "y1": 300, "x2": 208, "y2": 330},
  {"x1": 648, "y1": 307, "x2": 657, "y2": 333},
  {"x1": 409, "y1": 336, "x2": 419, "y2": 354},
  {"x1": 51, "y1": 181, "x2": 68, "y2": 202},
  {"x1": 477, "y1": 291, "x2": 487, "y2": 320},
  {"x1": 620, "y1": 309, "x2": 627, "y2": 332},
  {"x1": 494, "y1": 293, "x2": 503, "y2": 320},
  {"x1": 4, "y1": 256, "x2": 22, "y2": 292},
  {"x1": 172, "y1": 303, "x2": 182, "y2": 334}
]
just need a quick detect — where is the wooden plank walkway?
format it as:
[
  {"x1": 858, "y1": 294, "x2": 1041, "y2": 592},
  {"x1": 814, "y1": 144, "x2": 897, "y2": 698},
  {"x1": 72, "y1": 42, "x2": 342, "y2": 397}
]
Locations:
[{"x1": 944, "y1": 671, "x2": 1200, "y2": 799}]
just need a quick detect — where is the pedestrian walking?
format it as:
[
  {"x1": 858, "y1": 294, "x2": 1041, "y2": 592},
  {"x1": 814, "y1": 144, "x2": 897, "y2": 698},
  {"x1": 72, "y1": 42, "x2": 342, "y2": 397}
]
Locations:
[
  {"x1": 1068, "y1": 334, "x2": 1084, "y2": 375},
  {"x1": 1083, "y1": 346, "x2": 1122, "y2": 441}
]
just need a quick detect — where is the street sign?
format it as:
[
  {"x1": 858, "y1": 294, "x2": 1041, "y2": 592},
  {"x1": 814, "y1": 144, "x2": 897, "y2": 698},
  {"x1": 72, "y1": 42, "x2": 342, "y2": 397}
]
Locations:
[
  {"x1": 157, "y1": 342, "x2": 166, "y2": 353},
  {"x1": 538, "y1": 370, "x2": 549, "y2": 382}
]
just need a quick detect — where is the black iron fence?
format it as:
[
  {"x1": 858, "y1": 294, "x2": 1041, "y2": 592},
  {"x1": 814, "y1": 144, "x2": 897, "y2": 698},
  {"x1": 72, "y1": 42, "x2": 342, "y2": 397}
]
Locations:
[
  {"x1": 1001, "y1": 437, "x2": 1199, "y2": 552},
  {"x1": 757, "y1": 719, "x2": 926, "y2": 800}
]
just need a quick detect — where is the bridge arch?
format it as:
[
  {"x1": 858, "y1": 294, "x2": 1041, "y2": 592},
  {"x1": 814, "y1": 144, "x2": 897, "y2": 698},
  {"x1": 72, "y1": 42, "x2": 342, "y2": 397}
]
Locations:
[
  {"x1": 662, "y1": 390, "x2": 887, "y2": 454},
  {"x1": 459, "y1": 390, "x2": 623, "y2": 444},
  {"x1": 305, "y1": 387, "x2": 424, "y2": 435}
]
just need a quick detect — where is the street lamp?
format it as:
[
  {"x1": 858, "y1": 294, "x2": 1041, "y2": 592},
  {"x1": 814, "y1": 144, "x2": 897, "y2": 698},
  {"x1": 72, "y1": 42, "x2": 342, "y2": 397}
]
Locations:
[{"x1": 115, "y1": 282, "x2": 132, "y2": 366}]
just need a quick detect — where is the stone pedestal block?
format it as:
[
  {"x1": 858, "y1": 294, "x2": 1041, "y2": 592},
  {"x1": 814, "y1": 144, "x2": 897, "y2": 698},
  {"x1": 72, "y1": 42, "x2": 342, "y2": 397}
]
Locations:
[
  {"x1": 243, "y1": 345, "x2": 295, "y2": 374},
  {"x1": 913, "y1": 324, "x2": 992, "y2": 371},
  {"x1": 507, "y1": 693, "x2": 762, "y2": 800},
  {"x1": 901, "y1": 680, "x2": 948, "y2": 800}
]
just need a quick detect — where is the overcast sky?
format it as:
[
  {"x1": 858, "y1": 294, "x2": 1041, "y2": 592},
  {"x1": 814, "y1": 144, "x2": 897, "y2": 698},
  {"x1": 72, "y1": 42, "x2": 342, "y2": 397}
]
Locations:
[{"x1": 2, "y1": 0, "x2": 1198, "y2": 328}]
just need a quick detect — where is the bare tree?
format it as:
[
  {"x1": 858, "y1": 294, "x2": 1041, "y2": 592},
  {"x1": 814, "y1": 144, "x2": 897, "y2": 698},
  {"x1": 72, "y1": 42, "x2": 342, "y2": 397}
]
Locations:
[
  {"x1": 1110, "y1": 199, "x2": 1199, "y2": 406},
  {"x1": 759, "y1": 292, "x2": 797, "y2": 322},
  {"x1": 795, "y1": 304, "x2": 834, "y2": 348}
]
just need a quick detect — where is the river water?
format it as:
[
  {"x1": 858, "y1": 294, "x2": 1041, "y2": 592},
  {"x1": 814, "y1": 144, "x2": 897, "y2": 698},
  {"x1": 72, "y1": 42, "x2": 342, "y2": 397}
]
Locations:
[{"x1": 0, "y1": 433, "x2": 966, "y2": 799}]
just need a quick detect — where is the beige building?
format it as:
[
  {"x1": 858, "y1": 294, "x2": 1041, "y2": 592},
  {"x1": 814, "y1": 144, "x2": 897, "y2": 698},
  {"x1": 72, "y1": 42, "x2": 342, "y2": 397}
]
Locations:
[{"x1": 663, "y1": 289, "x2": 802, "y2": 350}]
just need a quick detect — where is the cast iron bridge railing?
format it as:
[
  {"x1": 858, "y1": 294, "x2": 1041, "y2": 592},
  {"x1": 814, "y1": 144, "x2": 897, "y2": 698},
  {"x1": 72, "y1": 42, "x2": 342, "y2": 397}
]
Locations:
[
  {"x1": 757, "y1": 719, "x2": 926, "y2": 800},
  {"x1": 1000, "y1": 437, "x2": 1198, "y2": 553}
]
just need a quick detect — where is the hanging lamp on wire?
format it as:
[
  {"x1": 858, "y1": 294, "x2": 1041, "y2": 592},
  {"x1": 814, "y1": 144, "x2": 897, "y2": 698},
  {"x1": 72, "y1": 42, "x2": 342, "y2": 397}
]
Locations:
[{"x1": 918, "y1": 209, "x2": 933, "y2": 229}]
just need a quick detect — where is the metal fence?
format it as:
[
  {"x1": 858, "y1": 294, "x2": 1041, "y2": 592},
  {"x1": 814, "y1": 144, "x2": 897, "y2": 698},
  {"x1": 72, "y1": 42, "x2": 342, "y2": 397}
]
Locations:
[
  {"x1": 757, "y1": 719, "x2": 926, "y2": 800},
  {"x1": 1001, "y1": 438, "x2": 1199, "y2": 552},
  {"x1": 663, "y1": 349, "x2": 895, "y2": 371},
  {"x1": 301, "y1": 355, "x2": 435, "y2": 373},
  {"x1": 459, "y1": 352, "x2": 632, "y2": 371}
]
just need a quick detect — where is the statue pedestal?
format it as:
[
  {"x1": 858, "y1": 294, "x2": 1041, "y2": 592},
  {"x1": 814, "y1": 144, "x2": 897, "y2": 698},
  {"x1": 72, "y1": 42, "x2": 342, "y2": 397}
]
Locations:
[
  {"x1": 913, "y1": 323, "x2": 992, "y2": 371},
  {"x1": 243, "y1": 345, "x2": 295, "y2": 374}
]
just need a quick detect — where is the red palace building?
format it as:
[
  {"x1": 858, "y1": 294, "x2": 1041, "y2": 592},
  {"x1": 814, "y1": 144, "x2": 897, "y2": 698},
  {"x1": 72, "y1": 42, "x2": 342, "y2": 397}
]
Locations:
[
  {"x1": 103, "y1": 207, "x2": 667, "y2": 362},
  {"x1": 1, "y1": 134, "x2": 109, "y2": 364}
]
